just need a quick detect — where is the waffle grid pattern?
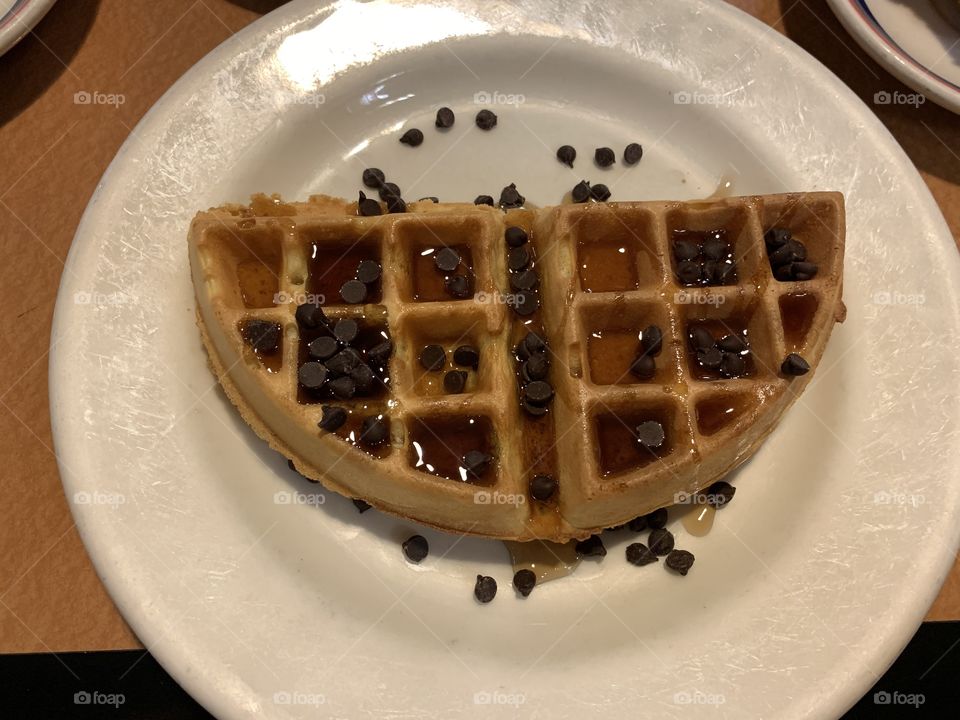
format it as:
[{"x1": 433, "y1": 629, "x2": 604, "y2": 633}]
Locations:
[{"x1": 190, "y1": 192, "x2": 844, "y2": 540}]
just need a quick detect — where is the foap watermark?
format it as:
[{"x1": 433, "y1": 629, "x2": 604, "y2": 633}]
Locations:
[
  {"x1": 273, "y1": 291, "x2": 326, "y2": 306},
  {"x1": 73, "y1": 491, "x2": 126, "y2": 508},
  {"x1": 874, "y1": 90, "x2": 925, "y2": 108},
  {"x1": 673, "y1": 690, "x2": 726, "y2": 706},
  {"x1": 873, "y1": 490, "x2": 926, "y2": 508},
  {"x1": 74, "y1": 690, "x2": 125, "y2": 708},
  {"x1": 473, "y1": 690, "x2": 526, "y2": 707},
  {"x1": 474, "y1": 490, "x2": 526, "y2": 507},
  {"x1": 872, "y1": 290, "x2": 925, "y2": 306},
  {"x1": 73, "y1": 290, "x2": 133, "y2": 306},
  {"x1": 674, "y1": 490, "x2": 724, "y2": 506},
  {"x1": 674, "y1": 90, "x2": 755, "y2": 108},
  {"x1": 74, "y1": 90, "x2": 125, "y2": 108},
  {"x1": 274, "y1": 490, "x2": 326, "y2": 506},
  {"x1": 473, "y1": 90, "x2": 525, "y2": 107},
  {"x1": 674, "y1": 289, "x2": 725, "y2": 306},
  {"x1": 474, "y1": 290, "x2": 525, "y2": 307},
  {"x1": 273, "y1": 691, "x2": 326, "y2": 706},
  {"x1": 272, "y1": 89, "x2": 326, "y2": 108},
  {"x1": 873, "y1": 690, "x2": 925, "y2": 708}
]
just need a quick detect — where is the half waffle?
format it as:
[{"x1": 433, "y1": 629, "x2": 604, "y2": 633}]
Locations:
[{"x1": 188, "y1": 191, "x2": 845, "y2": 541}]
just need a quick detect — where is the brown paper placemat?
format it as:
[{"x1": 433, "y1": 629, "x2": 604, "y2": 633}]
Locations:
[{"x1": 0, "y1": 0, "x2": 957, "y2": 653}]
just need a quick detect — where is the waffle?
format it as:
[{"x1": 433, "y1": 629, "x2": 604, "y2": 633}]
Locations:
[{"x1": 188, "y1": 191, "x2": 845, "y2": 541}]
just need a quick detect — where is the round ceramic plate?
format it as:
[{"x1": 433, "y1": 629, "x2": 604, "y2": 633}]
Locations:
[
  {"x1": 51, "y1": 1, "x2": 960, "y2": 718},
  {"x1": 828, "y1": 0, "x2": 960, "y2": 114},
  {"x1": 0, "y1": 0, "x2": 56, "y2": 56}
]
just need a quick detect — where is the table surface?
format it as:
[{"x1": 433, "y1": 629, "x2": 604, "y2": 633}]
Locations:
[{"x1": 0, "y1": 0, "x2": 957, "y2": 654}]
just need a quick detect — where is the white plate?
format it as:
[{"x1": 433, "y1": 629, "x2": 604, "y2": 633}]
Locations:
[
  {"x1": 51, "y1": 1, "x2": 960, "y2": 718},
  {"x1": 828, "y1": 0, "x2": 960, "y2": 114},
  {"x1": 0, "y1": 0, "x2": 56, "y2": 56}
]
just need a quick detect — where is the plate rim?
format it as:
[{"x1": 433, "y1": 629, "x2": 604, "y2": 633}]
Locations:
[
  {"x1": 827, "y1": 0, "x2": 960, "y2": 114},
  {"x1": 49, "y1": 1, "x2": 960, "y2": 718},
  {"x1": 0, "y1": 0, "x2": 57, "y2": 57}
]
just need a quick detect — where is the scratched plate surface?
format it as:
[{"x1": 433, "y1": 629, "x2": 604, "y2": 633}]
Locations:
[{"x1": 50, "y1": 0, "x2": 960, "y2": 718}]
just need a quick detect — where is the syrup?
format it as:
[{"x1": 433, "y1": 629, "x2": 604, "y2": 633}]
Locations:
[
  {"x1": 779, "y1": 293, "x2": 818, "y2": 349},
  {"x1": 236, "y1": 254, "x2": 281, "y2": 308},
  {"x1": 595, "y1": 409, "x2": 671, "y2": 476},
  {"x1": 695, "y1": 395, "x2": 747, "y2": 436},
  {"x1": 306, "y1": 241, "x2": 382, "y2": 305},
  {"x1": 411, "y1": 245, "x2": 475, "y2": 302},
  {"x1": 407, "y1": 415, "x2": 495, "y2": 485},
  {"x1": 577, "y1": 240, "x2": 639, "y2": 293},
  {"x1": 587, "y1": 329, "x2": 651, "y2": 385},
  {"x1": 504, "y1": 540, "x2": 581, "y2": 584}
]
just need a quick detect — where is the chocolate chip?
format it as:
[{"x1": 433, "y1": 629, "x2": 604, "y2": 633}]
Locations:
[
  {"x1": 689, "y1": 326, "x2": 715, "y2": 351},
  {"x1": 357, "y1": 191, "x2": 381, "y2": 217},
  {"x1": 676, "y1": 260, "x2": 702, "y2": 285},
  {"x1": 594, "y1": 147, "x2": 615, "y2": 167},
  {"x1": 328, "y1": 375, "x2": 356, "y2": 399},
  {"x1": 635, "y1": 420, "x2": 665, "y2": 450},
  {"x1": 513, "y1": 568, "x2": 536, "y2": 597},
  {"x1": 512, "y1": 290, "x2": 539, "y2": 316},
  {"x1": 367, "y1": 339, "x2": 393, "y2": 366},
  {"x1": 508, "y1": 246, "x2": 531, "y2": 272},
  {"x1": 443, "y1": 370, "x2": 467, "y2": 394},
  {"x1": 641, "y1": 325, "x2": 663, "y2": 356},
  {"x1": 435, "y1": 106, "x2": 455, "y2": 128},
  {"x1": 571, "y1": 180, "x2": 591, "y2": 203},
  {"x1": 242, "y1": 319, "x2": 280, "y2": 354},
  {"x1": 475, "y1": 109, "x2": 497, "y2": 130},
  {"x1": 352, "y1": 498, "x2": 371, "y2": 513},
  {"x1": 360, "y1": 415, "x2": 388, "y2": 446},
  {"x1": 719, "y1": 352, "x2": 746, "y2": 378},
  {"x1": 627, "y1": 515, "x2": 648, "y2": 532},
  {"x1": 402, "y1": 534, "x2": 428, "y2": 562},
  {"x1": 706, "y1": 480, "x2": 736, "y2": 508},
  {"x1": 524, "y1": 380, "x2": 554, "y2": 406},
  {"x1": 474, "y1": 195, "x2": 494, "y2": 206},
  {"x1": 520, "y1": 332, "x2": 547, "y2": 358},
  {"x1": 444, "y1": 274, "x2": 472, "y2": 298},
  {"x1": 386, "y1": 195, "x2": 407, "y2": 214},
  {"x1": 790, "y1": 261, "x2": 819, "y2": 280},
  {"x1": 340, "y1": 279, "x2": 368, "y2": 304},
  {"x1": 626, "y1": 542, "x2": 658, "y2": 566},
  {"x1": 499, "y1": 183, "x2": 525, "y2": 209},
  {"x1": 378, "y1": 182, "x2": 401, "y2": 201},
  {"x1": 433, "y1": 247, "x2": 459, "y2": 274},
  {"x1": 419, "y1": 344, "x2": 446, "y2": 371},
  {"x1": 646, "y1": 508, "x2": 668, "y2": 529},
  {"x1": 702, "y1": 236, "x2": 727, "y2": 261},
  {"x1": 350, "y1": 363, "x2": 375, "y2": 393},
  {"x1": 474, "y1": 575, "x2": 497, "y2": 603},
  {"x1": 781, "y1": 353, "x2": 810, "y2": 376},
  {"x1": 362, "y1": 168, "x2": 385, "y2": 188},
  {"x1": 522, "y1": 352, "x2": 549, "y2": 382},
  {"x1": 463, "y1": 450, "x2": 492, "y2": 478},
  {"x1": 298, "y1": 361, "x2": 328, "y2": 390},
  {"x1": 696, "y1": 346, "x2": 723, "y2": 370},
  {"x1": 623, "y1": 142, "x2": 643, "y2": 165},
  {"x1": 521, "y1": 398, "x2": 549, "y2": 417},
  {"x1": 764, "y1": 227, "x2": 792, "y2": 250},
  {"x1": 510, "y1": 269, "x2": 539, "y2": 291},
  {"x1": 308, "y1": 335, "x2": 339, "y2": 360},
  {"x1": 575, "y1": 534, "x2": 606, "y2": 557},
  {"x1": 318, "y1": 405, "x2": 347, "y2": 431},
  {"x1": 712, "y1": 261, "x2": 737, "y2": 284},
  {"x1": 556, "y1": 145, "x2": 576, "y2": 167},
  {"x1": 717, "y1": 333, "x2": 747, "y2": 353},
  {"x1": 529, "y1": 474, "x2": 556, "y2": 501},
  {"x1": 673, "y1": 239, "x2": 700, "y2": 261},
  {"x1": 327, "y1": 347, "x2": 361, "y2": 375},
  {"x1": 630, "y1": 353, "x2": 656, "y2": 379},
  {"x1": 354, "y1": 259, "x2": 381, "y2": 286},
  {"x1": 295, "y1": 302, "x2": 327, "y2": 329},
  {"x1": 333, "y1": 318, "x2": 359, "y2": 344},
  {"x1": 648, "y1": 528, "x2": 675, "y2": 556},
  {"x1": 453, "y1": 345, "x2": 479, "y2": 369},
  {"x1": 399, "y1": 128, "x2": 423, "y2": 146},
  {"x1": 418, "y1": 196, "x2": 439, "y2": 203},
  {"x1": 505, "y1": 226, "x2": 528, "y2": 247},
  {"x1": 590, "y1": 183, "x2": 611, "y2": 202},
  {"x1": 665, "y1": 549, "x2": 695, "y2": 576},
  {"x1": 769, "y1": 239, "x2": 806, "y2": 267}
]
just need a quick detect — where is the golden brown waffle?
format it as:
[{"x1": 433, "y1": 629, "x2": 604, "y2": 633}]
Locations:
[{"x1": 188, "y1": 191, "x2": 845, "y2": 541}]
